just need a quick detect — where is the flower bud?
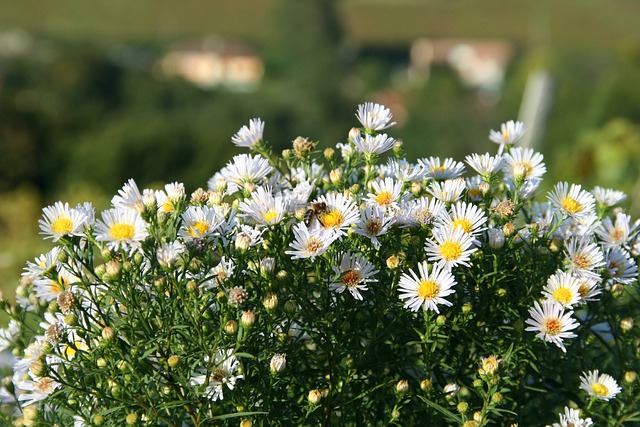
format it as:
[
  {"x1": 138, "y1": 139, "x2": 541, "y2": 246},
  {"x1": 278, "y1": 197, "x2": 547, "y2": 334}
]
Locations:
[
  {"x1": 611, "y1": 283, "x2": 625, "y2": 298},
  {"x1": 235, "y1": 233, "x2": 252, "y2": 252},
  {"x1": 64, "y1": 313, "x2": 78, "y2": 327},
  {"x1": 323, "y1": 147, "x2": 335, "y2": 161},
  {"x1": 502, "y1": 222, "x2": 516, "y2": 237},
  {"x1": 480, "y1": 355, "x2": 500, "y2": 375},
  {"x1": 240, "y1": 420, "x2": 253, "y2": 427},
  {"x1": 624, "y1": 371, "x2": 637, "y2": 384},
  {"x1": 348, "y1": 127, "x2": 361, "y2": 144},
  {"x1": 225, "y1": 320, "x2": 239, "y2": 335},
  {"x1": 23, "y1": 405, "x2": 38, "y2": 421},
  {"x1": 479, "y1": 182, "x2": 491, "y2": 196},
  {"x1": 621, "y1": 317, "x2": 634, "y2": 332},
  {"x1": 96, "y1": 357, "x2": 108, "y2": 369},
  {"x1": 167, "y1": 355, "x2": 180, "y2": 368},
  {"x1": 260, "y1": 258, "x2": 276, "y2": 277},
  {"x1": 487, "y1": 228, "x2": 505, "y2": 249},
  {"x1": 308, "y1": 389, "x2": 323, "y2": 405},
  {"x1": 126, "y1": 413, "x2": 138, "y2": 425},
  {"x1": 473, "y1": 411, "x2": 483, "y2": 422},
  {"x1": 241, "y1": 310, "x2": 256, "y2": 328},
  {"x1": 284, "y1": 300, "x2": 298, "y2": 315},
  {"x1": 105, "y1": 260, "x2": 122, "y2": 281},
  {"x1": 386, "y1": 255, "x2": 400, "y2": 269},
  {"x1": 491, "y1": 392, "x2": 504, "y2": 404},
  {"x1": 457, "y1": 402, "x2": 469, "y2": 414},
  {"x1": 463, "y1": 422, "x2": 478, "y2": 427},
  {"x1": 462, "y1": 303, "x2": 472, "y2": 314},
  {"x1": 102, "y1": 326, "x2": 115, "y2": 341},
  {"x1": 436, "y1": 315, "x2": 446, "y2": 326},
  {"x1": 395, "y1": 379, "x2": 409, "y2": 394},
  {"x1": 29, "y1": 358, "x2": 46, "y2": 377},
  {"x1": 329, "y1": 168, "x2": 343, "y2": 185},
  {"x1": 276, "y1": 270, "x2": 292, "y2": 287},
  {"x1": 263, "y1": 293, "x2": 278, "y2": 311},
  {"x1": 270, "y1": 353, "x2": 286, "y2": 374},
  {"x1": 93, "y1": 415, "x2": 105, "y2": 425}
]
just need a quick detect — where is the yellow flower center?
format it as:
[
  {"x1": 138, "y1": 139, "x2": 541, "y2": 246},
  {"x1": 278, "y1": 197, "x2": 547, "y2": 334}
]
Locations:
[
  {"x1": 110, "y1": 223, "x2": 135, "y2": 240},
  {"x1": 544, "y1": 319, "x2": 561, "y2": 335},
  {"x1": 417, "y1": 279, "x2": 439, "y2": 300},
  {"x1": 306, "y1": 238, "x2": 322, "y2": 254},
  {"x1": 163, "y1": 200, "x2": 174, "y2": 213},
  {"x1": 321, "y1": 210, "x2": 344, "y2": 228},
  {"x1": 561, "y1": 197, "x2": 582, "y2": 214},
  {"x1": 592, "y1": 382, "x2": 609, "y2": 397},
  {"x1": 263, "y1": 210, "x2": 278, "y2": 223},
  {"x1": 440, "y1": 241, "x2": 463, "y2": 261},
  {"x1": 37, "y1": 378, "x2": 55, "y2": 393},
  {"x1": 52, "y1": 217, "x2": 74, "y2": 235},
  {"x1": 611, "y1": 228, "x2": 625, "y2": 242},
  {"x1": 341, "y1": 270, "x2": 361, "y2": 288},
  {"x1": 514, "y1": 161, "x2": 531, "y2": 177},
  {"x1": 452, "y1": 218, "x2": 473, "y2": 233},
  {"x1": 374, "y1": 191, "x2": 393, "y2": 206},
  {"x1": 432, "y1": 166, "x2": 446, "y2": 174},
  {"x1": 189, "y1": 221, "x2": 209, "y2": 237},
  {"x1": 552, "y1": 288, "x2": 573, "y2": 305},
  {"x1": 573, "y1": 255, "x2": 590, "y2": 270},
  {"x1": 366, "y1": 218, "x2": 382, "y2": 235}
]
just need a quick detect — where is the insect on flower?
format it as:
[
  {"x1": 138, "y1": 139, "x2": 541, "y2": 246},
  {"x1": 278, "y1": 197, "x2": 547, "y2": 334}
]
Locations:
[{"x1": 304, "y1": 202, "x2": 329, "y2": 227}]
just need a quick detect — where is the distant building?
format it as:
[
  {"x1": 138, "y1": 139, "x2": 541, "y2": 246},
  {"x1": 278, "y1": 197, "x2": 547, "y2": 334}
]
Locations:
[{"x1": 160, "y1": 36, "x2": 264, "y2": 91}]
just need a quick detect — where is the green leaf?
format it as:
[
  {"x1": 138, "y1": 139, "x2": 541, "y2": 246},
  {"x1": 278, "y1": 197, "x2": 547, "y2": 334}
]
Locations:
[{"x1": 416, "y1": 395, "x2": 463, "y2": 424}]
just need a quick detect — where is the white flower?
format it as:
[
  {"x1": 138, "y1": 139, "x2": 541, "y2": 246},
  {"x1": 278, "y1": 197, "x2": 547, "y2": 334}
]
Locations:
[
  {"x1": 33, "y1": 267, "x2": 79, "y2": 302},
  {"x1": 356, "y1": 102, "x2": 396, "y2": 132},
  {"x1": 178, "y1": 205, "x2": 225, "y2": 241},
  {"x1": 437, "y1": 201, "x2": 488, "y2": 238},
  {"x1": 548, "y1": 182, "x2": 596, "y2": 220},
  {"x1": 270, "y1": 353, "x2": 287, "y2": 373},
  {"x1": 95, "y1": 207, "x2": 149, "y2": 252},
  {"x1": 354, "y1": 204, "x2": 395, "y2": 249},
  {"x1": 564, "y1": 237, "x2": 605, "y2": 281},
  {"x1": 232, "y1": 118, "x2": 264, "y2": 148},
  {"x1": 111, "y1": 178, "x2": 142, "y2": 210},
  {"x1": 398, "y1": 261, "x2": 457, "y2": 313},
  {"x1": 547, "y1": 407, "x2": 593, "y2": 427},
  {"x1": 238, "y1": 186, "x2": 288, "y2": 226},
  {"x1": 575, "y1": 276, "x2": 602, "y2": 304},
  {"x1": 312, "y1": 192, "x2": 360, "y2": 237},
  {"x1": 366, "y1": 177, "x2": 405, "y2": 210},
  {"x1": 503, "y1": 147, "x2": 546, "y2": 181},
  {"x1": 156, "y1": 182, "x2": 186, "y2": 213},
  {"x1": 351, "y1": 133, "x2": 396, "y2": 156},
  {"x1": 541, "y1": 271, "x2": 582, "y2": 309},
  {"x1": 220, "y1": 154, "x2": 274, "y2": 193},
  {"x1": 38, "y1": 202, "x2": 88, "y2": 242},
  {"x1": 604, "y1": 246, "x2": 638, "y2": 285},
  {"x1": 425, "y1": 178, "x2": 467, "y2": 203},
  {"x1": 234, "y1": 224, "x2": 264, "y2": 251},
  {"x1": 419, "y1": 157, "x2": 466, "y2": 180},
  {"x1": 0, "y1": 320, "x2": 20, "y2": 352},
  {"x1": 157, "y1": 241, "x2": 185, "y2": 268},
  {"x1": 386, "y1": 158, "x2": 427, "y2": 182},
  {"x1": 396, "y1": 196, "x2": 447, "y2": 228},
  {"x1": 425, "y1": 225, "x2": 478, "y2": 271},
  {"x1": 190, "y1": 349, "x2": 242, "y2": 401},
  {"x1": 285, "y1": 222, "x2": 339, "y2": 260},
  {"x1": 593, "y1": 186, "x2": 626, "y2": 207},
  {"x1": 16, "y1": 376, "x2": 60, "y2": 407},
  {"x1": 525, "y1": 300, "x2": 578, "y2": 352},
  {"x1": 489, "y1": 120, "x2": 525, "y2": 154},
  {"x1": 328, "y1": 252, "x2": 379, "y2": 300},
  {"x1": 23, "y1": 247, "x2": 62, "y2": 280},
  {"x1": 465, "y1": 152, "x2": 505, "y2": 176},
  {"x1": 579, "y1": 370, "x2": 621, "y2": 401},
  {"x1": 596, "y1": 211, "x2": 636, "y2": 249}
]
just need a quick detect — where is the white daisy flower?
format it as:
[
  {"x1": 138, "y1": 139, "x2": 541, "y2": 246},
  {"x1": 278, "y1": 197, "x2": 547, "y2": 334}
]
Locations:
[
  {"x1": 604, "y1": 246, "x2": 638, "y2": 285},
  {"x1": 509, "y1": 177, "x2": 542, "y2": 200},
  {"x1": 419, "y1": 157, "x2": 466, "y2": 180},
  {"x1": 329, "y1": 252, "x2": 379, "y2": 300},
  {"x1": 351, "y1": 133, "x2": 396, "y2": 156},
  {"x1": 596, "y1": 212, "x2": 635, "y2": 249},
  {"x1": 13, "y1": 340, "x2": 47, "y2": 381},
  {"x1": 547, "y1": 407, "x2": 593, "y2": 427},
  {"x1": 579, "y1": 370, "x2": 621, "y2": 401},
  {"x1": 396, "y1": 196, "x2": 447, "y2": 228},
  {"x1": 525, "y1": 300, "x2": 578, "y2": 352},
  {"x1": 398, "y1": 261, "x2": 457, "y2": 313},
  {"x1": 190, "y1": 349, "x2": 243, "y2": 402},
  {"x1": 503, "y1": 147, "x2": 546, "y2": 181},
  {"x1": 366, "y1": 177, "x2": 405, "y2": 210},
  {"x1": 528, "y1": 202, "x2": 556, "y2": 236},
  {"x1": 356, "y1": 102, "x2": 396, "y2": 132},
  {"x1": 425, "y1": 226, "x2": 478, "y2": 271},
  {"x1": 354, "y1": 204, "x2": 395, "y2": 249},
  {"x1": 465, "y1": 176, "x2": 484, "y2": 202},
  {"x1": 178, "y1": 205, "x2": 225, "y2": 241},
  {"x1": 156, "y1": 182, "x2": 186, "y2": 214},
  {"x1": 548, "y1": 182, "x2": 596, "y2": 220},
  {"x1": 386, "y1": 158, "x2": 427, "y2": 182},
  {"x1": 234, "y1": 224, "x2": 264, "y2": 251},
  {"x1": 33, "y1": 267, "x2": 79, "y2": 302},
  {"x1": 556, "y1": 214, "x2": 600, "y2": 240},
  {"x1": 74, "y1": 202, "x2": 96, "y2": 230},
  {"x1": 489, "y1": 120, "x2": 525, "y2": 154},
  {"x1": 438, "y1": 201, "x2": 488, "y2": 238},
  {"x1": 157, "y1": 241, "x2": 185, "y2": 268},
  {"x1": 220, "y1": 154, "x2": 274, "y2": 193},
  {"x1": 238, "y1": 186, "x2": 289, "y2": 226},
  {"x1": 282, "y1": 180, "x2": 315, "y2": 213},
  {"x1": 465, "y1": 152, "x2": 505, "y2": 176},
  {"x1": 541, "y1": 271, "x2": 582, "y2": 309},
  {"x1": 593, "y1": 186, "x2": 627, "y2": 207},
  {"x1": 425, "y1": 178, "x2": 467, "y2": 203},
  {"x1": 16, "y1": 376, "x2": 60, "y2": 407},
  {"x1": 23, "y1": 247, "x2": 62, "y2": 280},
  {"x1": 38, "y1": 202, "x2": 88, "y2": 242},
  {"x1": 95, "y1": 207, "x2": 149, "y2": 252},
  {"x1": 0, "y1": 319, "x2": 20, "y2": 352},
  {"x1": 285, "y1": 222, "x2": 339, "y2": 260},
  {"x1": 289, "y1": 162, "x2": 326, "y2": 184},
  {"x1": 313, "y1": 192, "x2": 360, "y2": 237},
  {"x1": 576, "y1": 276, "x2": 602, "y2": 304},
  {"x1": 232, "y1": 117, "x2": 264, "y2": 148},
  {"x1": 564, "y1": 237, "x2": 605, "y2": 281},
  {"x1": 111, "y1": 178, "x2": 142, "y2": 210}
]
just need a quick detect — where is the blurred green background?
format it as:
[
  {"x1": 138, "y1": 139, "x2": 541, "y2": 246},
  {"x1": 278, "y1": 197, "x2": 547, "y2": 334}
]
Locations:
[{"x1": 1, "y1": 0, "x2": 640, "y2": 298}]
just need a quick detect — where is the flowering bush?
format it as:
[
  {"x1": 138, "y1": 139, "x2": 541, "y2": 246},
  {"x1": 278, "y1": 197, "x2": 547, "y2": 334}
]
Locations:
[{"x1": 1, "y1": 103, "x2": 640, "y2": 427}]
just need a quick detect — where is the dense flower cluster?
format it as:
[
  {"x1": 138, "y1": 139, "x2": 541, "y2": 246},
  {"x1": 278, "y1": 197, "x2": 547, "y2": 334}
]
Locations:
[{"x1": 0, "y1": 103, "x2": 639, "y2": 426}]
